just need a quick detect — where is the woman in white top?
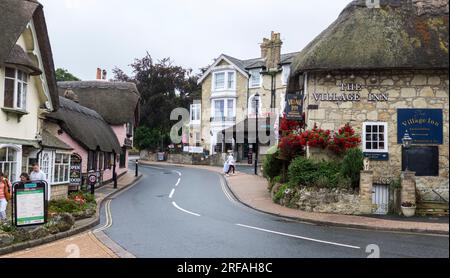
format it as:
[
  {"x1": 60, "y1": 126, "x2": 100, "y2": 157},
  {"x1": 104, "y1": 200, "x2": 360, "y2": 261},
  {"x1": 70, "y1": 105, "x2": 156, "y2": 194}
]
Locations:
[{"x1": 226, "y1": 154, "x2": 236, "y2": 176}]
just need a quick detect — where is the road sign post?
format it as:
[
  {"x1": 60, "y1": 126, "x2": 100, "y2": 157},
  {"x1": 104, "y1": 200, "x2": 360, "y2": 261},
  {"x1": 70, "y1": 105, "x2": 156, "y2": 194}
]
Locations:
[{"x1": 88, "y1": 173, "x2": 97, "y2": 195}]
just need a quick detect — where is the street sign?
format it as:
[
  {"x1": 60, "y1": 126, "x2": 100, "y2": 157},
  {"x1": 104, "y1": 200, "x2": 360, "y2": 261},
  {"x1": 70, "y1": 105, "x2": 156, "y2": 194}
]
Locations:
[{"x1": 13, "y1": 181, "x2": 47, "y2": 227}]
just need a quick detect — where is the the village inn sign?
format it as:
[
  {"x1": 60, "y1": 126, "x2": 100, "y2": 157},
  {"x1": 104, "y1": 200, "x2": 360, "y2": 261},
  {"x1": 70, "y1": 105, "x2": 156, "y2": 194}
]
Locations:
[{"x1": 313, "y1": 83, "x2": 389, "y2": 103}]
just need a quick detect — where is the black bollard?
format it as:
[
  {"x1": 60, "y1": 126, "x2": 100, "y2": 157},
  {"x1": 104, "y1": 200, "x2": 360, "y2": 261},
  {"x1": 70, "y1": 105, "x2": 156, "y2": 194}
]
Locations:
[{"x1": 135, "y1": 159, "x2": 139, "y2": 177}]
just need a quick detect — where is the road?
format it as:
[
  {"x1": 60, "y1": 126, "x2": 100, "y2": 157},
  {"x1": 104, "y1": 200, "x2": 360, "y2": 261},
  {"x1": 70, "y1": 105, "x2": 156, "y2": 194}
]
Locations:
[{"x1": 96, "y1": 164, "x2": 449, "y2": 258}]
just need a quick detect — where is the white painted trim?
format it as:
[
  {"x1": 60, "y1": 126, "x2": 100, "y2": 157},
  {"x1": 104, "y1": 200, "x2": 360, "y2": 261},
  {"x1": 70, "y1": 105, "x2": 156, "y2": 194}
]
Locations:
[
  {"x1": 362, "y1": 122, "x2": 389, "y2": 153},
  {"x1": 27, "y1": 20, "x2": 53, "y2": 111},
  {"x1": 0, "y1": 144, "x2": 22, "y2": 182},
  {"x1": 198, "y1": 55, "x2": 249, "y2": 84}
]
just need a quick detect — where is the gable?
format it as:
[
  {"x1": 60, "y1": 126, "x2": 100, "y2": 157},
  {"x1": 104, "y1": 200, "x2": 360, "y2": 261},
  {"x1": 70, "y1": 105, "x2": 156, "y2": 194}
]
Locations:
[{"x1": 197, "y1": 55, "x2": 249, "y2": 85}]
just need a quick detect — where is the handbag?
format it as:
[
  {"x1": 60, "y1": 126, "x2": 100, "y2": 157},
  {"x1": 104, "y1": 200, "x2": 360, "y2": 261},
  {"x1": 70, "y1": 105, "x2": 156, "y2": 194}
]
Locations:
[{"x1": 2, "y1": 178, "x2": 11, "y2": 201}]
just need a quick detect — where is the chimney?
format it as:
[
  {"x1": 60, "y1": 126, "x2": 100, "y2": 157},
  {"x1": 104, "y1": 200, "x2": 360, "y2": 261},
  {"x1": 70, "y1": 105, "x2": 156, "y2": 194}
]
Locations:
[
  {"x1": 102, "y1": 69, "x2": 107, "y2": 80},
  {"x1": 261, "y1": 31, "x2": 283, "y2": 70},
  {"x1": 96, "y1": 68, "x2": 102, "y2": 80}
]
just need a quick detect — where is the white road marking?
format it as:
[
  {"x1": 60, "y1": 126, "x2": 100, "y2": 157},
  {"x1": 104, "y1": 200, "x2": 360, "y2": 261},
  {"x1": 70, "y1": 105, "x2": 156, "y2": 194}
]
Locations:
[
  {"x1": 175, "y1": 178, "x2": 181, "y2": 187},
  {"x1": 93, "y1": 199, "x2": 113, "y2": 233},
  {"x1": 236, "y1": 224, "x2": 361, "y2": 250},
  {"x1": 174, "y1": 170, "x2": 182, "y2": 177},
  {"x1": 169, "y1": 188, "x2": 175, "y2": 199},
  {"x1": 172, "y1": 201, "x2": 201, "y2": 217},
  {"x1": 220, "y1": 176, "x2": 236, "y2": 204}
]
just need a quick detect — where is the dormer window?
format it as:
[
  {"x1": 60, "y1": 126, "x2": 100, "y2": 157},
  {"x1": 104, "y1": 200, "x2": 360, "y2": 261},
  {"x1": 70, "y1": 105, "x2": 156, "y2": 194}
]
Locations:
[
  {"x1": 3, "y1": 67, "x2": 28, "y2": 110},
  {"x1": 249, "y1": 69, "x2": 262, "y2": 88},
  {"x1": 213, "y1": 71, "x2": 235, "y2": 91}
]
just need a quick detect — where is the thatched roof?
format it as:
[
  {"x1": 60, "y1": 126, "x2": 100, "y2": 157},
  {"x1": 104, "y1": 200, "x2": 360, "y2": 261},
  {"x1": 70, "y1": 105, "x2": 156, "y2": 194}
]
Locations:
[
  {"x1": 47, "y1": 97, "x2": 121, "y2": 153},
  {"x1": 41, "y1": 129, "x2": 73, "y2": 150},
  {"x1": 290, "y1": 0, "x2": 449, "y2": 76},
  {"x1": 0, "y1": 0, "x2": 59, "y2": 110},
  {"x1": 5, "y1": 44, "x2": 42, "y2": 75},
  {"x1": 57, "y1": 81, "x2": 140, "y2": 125}
]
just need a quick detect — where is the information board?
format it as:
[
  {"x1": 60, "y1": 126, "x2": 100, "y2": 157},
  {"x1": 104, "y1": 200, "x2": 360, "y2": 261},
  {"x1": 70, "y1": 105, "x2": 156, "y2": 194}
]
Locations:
[{"x1": 13, "y1": 181, "x2": 47, "y2": 227}]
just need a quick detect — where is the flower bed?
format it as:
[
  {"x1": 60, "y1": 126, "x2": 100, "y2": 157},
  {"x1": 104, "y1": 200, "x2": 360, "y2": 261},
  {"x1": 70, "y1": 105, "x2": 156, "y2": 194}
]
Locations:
[{"x1": 0, "y1": 191, "x2": 97, "y2": 248}]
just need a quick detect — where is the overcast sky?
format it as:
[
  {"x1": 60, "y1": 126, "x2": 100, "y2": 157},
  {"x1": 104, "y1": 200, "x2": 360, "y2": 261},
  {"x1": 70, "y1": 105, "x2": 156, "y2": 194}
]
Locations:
[{"x1": 40, "y1": 0, "x2": 350, "y2": 80}]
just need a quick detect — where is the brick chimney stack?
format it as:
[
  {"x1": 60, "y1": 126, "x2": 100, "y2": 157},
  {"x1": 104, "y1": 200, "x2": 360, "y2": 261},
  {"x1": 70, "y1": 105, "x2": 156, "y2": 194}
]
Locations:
[
  {"x1": 260, "y1": 31, "x2": 283, "y2": 70},
  {"x1": 96, "y1": 68, "x2": 102, "y2": 80}
]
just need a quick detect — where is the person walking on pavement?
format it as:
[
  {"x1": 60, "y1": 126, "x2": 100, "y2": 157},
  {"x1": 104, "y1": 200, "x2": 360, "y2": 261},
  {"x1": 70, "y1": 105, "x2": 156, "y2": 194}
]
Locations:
[
  {"x1": 226, "y1": 153, "x2": 236, "y2": 177},
  {"x1": 0, "y1": 171, "x2": 12, "y2": 222},
  {"x1": 30, "y1": 163, "x2": 50, "y2": 200}
]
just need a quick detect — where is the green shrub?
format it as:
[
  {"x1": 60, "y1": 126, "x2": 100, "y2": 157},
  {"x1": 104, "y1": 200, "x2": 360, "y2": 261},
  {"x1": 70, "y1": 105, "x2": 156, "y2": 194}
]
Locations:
[
  {"x1": 263, "y1": 152, "x2": 283, "y2": 181},
  {"x1": 273, "y1": 184, "x2": 289, "y2": 203},
  {"x1": 287, "y1": 157, "x2": 348, "y2": 189},
  {"x1": 49, "y1": 199, "x2": 83, "y2": 214},
  {"x1": 340, "y1": 148, "x2": 364, "y2": 188}
]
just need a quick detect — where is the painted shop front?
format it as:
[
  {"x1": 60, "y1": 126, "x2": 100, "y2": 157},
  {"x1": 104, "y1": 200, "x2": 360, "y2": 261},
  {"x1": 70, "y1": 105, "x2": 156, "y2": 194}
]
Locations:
[{"x1": 288, "y1": 0, "x2": 449, "y2": 212}]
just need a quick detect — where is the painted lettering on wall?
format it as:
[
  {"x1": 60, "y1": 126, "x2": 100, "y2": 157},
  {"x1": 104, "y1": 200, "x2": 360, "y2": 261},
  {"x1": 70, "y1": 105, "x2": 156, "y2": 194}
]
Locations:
[{"x1": 312, "y1": 83, "x2": 389, "y2": 103}]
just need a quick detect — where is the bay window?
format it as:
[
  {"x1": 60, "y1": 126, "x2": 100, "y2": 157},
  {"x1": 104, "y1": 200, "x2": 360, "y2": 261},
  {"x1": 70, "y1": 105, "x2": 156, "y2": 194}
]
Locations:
[
  {"x1": 363, "y1": 122, "x2": 388, "y2": 153},
  {"x1": 211, "y1": 98, "x2": 235, "y2": 122},
  {"x1": 3, "y1": 67, "x2": 28, "y2": 110},
  {"x1": 213, "y1": 71, "x2": 236, "y2": 91},
  {"x1": 53, "y1": 153, "x2": 70, "y2": 184},
  {"x1": 249, "y1": 69, "x2": 262, "y2": 88}
]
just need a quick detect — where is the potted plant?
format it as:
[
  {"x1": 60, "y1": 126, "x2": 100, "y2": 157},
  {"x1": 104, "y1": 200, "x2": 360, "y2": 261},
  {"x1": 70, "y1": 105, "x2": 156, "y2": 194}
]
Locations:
[{"x1": 401, "y1": 201, "x2": 416, "y2": 217}]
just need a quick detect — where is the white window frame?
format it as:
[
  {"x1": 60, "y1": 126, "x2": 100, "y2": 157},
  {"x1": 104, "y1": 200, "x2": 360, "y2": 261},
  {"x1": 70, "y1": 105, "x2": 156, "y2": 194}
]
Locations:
[
  {"x1": 52, "y1": 152, "x2": 71, "y2": 185},
  {"x1": 281, "y1": 64, "x2": 291, "y2": 86},
  {"x1": 0, "y1": 146, "x2": 20, "y2": 182},
  {"x1": 190, "y1": 103, "x2": 201, "y2": 124},
  {"x1": 249, "y1": 69, "x2": 262, "y2": 88},
  {"x1": 211, "y1": 98, "x2": 236, "y2": 120},
  {"x1": 362, "y1": 122, "x2": 389, "y2": 153},
  {"x1": 212, "y1": 70, "x2": 236, "y2": 92},
  {"x1": 3, "y1": 67, "x2": 28, "y2": 110}
]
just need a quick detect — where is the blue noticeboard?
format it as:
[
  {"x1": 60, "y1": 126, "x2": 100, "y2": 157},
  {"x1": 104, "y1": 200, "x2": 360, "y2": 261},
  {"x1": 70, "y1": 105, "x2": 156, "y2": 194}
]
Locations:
[{"x1": 397, "y1": 109, "x2": 443, "y2": 145}]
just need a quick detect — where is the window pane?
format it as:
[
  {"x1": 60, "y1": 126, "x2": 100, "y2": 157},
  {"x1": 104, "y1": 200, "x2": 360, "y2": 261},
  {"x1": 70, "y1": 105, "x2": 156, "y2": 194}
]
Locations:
[
  {"x1": 215, "y1": 73, "x2": 225, "y2": 89},
  {"x1": 22, "y1": 83, "x2": 27, "y2": 109},
  {"x1": 0, "y1": 149, "x2": 6, "y2": 161},
  {"x1": 7, "y1": 148, "x2": 16, "y2": 161},
  {"x1": 215, "y1": 100, "x2": 224, "y2": 118},
  {"x1": 379, "y1": 125, "x2": 384, "y2": 133},
  {"x1": 379, "y1": 134, "x2": 385, "y2": 141},
  {"x1": 5, "y1": 67, "x2": 15, "y2": 78},
  {"x1": 16, "y1": 82, "x2": 22, "y2": 108},
  {"x1": 4, "y1": 78, "x2": 14, "y2": 108},
  {"x1": 64, "y1": 166, "x2": 69, "y2": 181},
  {"x1": 372, "y1": 142, "x2": 378, "y2": 149},
  {"x1": 55, "y1": 154, "x2": 62, "y2": 163},
  {"x1": 227, "y1": 72, "x2": 235, "y2": 89},
  {"x1": 379, "y1": 142, "x2": 385, "y2": 149},
  {"x1": 19, "y1": 71, "x2": 27, "y2": 82},
  {"x1": 366, "y1": 125, "x2": 372, "y2": 133},
  {"x1": 227, "y1": 99, "x2": 234, "y2": 117},
  {"x1": 373, "y1": 126, "x2": 378, "y2": 132},
  {"x1": 366, "y1": 134, "x2": 372, "y2": 141},
  {"x1": 366, "y1": 143, "x2": 371, "y2": 150},
  {"x1": 63, "y1": 154, "x2": 69, "y2": 164}
]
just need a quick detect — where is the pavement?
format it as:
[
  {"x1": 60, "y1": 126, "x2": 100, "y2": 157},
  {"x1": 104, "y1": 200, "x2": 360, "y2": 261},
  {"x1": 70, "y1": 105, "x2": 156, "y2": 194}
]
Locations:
[
  {"x1": 141, "y1": 161, "x2": 449, "y2": 235},
  {"x1": 101, "y1": 162, "x2": 447, "y2": 258},
  {"x1": 2, "y1": 171, "x2": 141, "y2": 258}
]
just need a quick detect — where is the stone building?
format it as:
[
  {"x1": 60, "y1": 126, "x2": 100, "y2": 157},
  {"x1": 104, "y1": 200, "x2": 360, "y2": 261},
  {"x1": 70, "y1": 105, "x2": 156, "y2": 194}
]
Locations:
[
  {"x1": 288, "y1": 0, "x2": 449, "y2": 212},
  {"x1": 194, "y1": 32, "x2": 298, "y2": 161}
]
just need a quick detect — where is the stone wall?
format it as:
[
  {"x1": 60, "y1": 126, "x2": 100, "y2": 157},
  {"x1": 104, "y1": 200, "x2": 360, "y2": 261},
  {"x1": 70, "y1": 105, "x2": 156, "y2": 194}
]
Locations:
[
  {"x1": 275, "y1": 186, "x2": 361, "y2": 215},
  {"x1": 140, "y1": 150, "x2": 224, "y2": 166},
  {"x1": 51, "y1": 184, "x2": 68, "y2": 200},
  {"x1": 305, "y1": 70, "x2": 449, "y2": 201}
]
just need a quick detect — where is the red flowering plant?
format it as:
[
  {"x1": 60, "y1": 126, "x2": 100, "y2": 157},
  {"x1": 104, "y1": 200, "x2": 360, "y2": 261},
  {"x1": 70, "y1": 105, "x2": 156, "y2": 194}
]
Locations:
[
  {"x1": 278, "y1": 133, "x2": 305, "y2": 161},
  {"x1": 279, "y1": 113, "x2": 306, "y2": 136},
  {"x1": 328, "y1": 123, "x2": 361, "y2": 155},
  {"x1": 299, "y1": 124, "x2": 331, "y2": 149}
]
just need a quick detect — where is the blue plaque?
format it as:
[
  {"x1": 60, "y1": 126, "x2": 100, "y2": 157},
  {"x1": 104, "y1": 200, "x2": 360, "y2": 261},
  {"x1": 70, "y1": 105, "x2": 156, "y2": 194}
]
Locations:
[
  {"x1": 364, "y1": 152, "x2": 389, "y2": 161},
  {"x1": 397, "y1": 109, "x2": 443, "y2": 145}
]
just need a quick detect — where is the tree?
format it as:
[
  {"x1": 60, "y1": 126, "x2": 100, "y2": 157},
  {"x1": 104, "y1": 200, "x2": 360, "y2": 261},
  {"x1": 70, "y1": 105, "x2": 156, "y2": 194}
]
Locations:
[
  {"x1": 113, "y1": 53, "x2": 201, "y2": 149},
  {"x1": 55, "y1": 68, "x2": 81, "y2": 81}
]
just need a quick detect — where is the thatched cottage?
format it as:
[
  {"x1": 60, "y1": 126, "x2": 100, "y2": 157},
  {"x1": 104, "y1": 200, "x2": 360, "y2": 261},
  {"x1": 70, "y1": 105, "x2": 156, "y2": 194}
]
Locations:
[{"x1": 288, "y1": 0, "x2": 449, "y2": 214}]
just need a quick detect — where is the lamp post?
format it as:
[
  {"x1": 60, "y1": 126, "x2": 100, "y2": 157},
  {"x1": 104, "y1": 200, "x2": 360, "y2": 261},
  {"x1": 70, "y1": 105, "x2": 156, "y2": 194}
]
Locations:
[
  {"x1": 402, "y1": 130, "x2": 413, "y2": 171},
  {"x1": 253, "y1": 93, "x2": 260, "y2": 175}
]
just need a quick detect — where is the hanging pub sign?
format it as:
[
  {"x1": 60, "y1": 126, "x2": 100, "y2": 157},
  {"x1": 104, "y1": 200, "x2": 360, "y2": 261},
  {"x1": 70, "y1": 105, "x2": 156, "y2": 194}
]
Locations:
[
  {"x1": 13, "y1": 181, "x2": 48, "y2": 227},
  {"x1": 285, "y1": 93, "x2": 303, "y2": 120},
  {"x1": 397, "y1": 109, "x2": 443, "y2": 145},
  {"x1": 70, "y1": 154, "x2": 82, "y2": 187}
]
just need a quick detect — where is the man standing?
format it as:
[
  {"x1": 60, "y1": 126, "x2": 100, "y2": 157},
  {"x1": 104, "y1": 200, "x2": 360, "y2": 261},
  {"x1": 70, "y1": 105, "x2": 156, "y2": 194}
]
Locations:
[{"x1": 30, "y1": 163, "x2": 50, "y2": 200}]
